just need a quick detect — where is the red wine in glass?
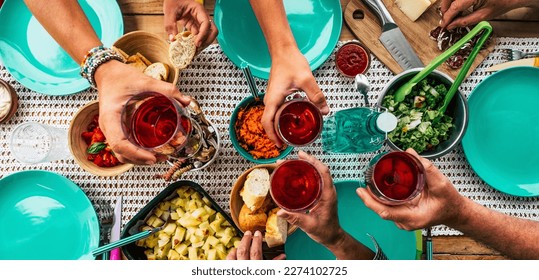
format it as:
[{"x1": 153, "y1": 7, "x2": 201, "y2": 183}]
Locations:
[
  {"x1": 368, "y1": 152, "x2": 425, "y2": 205},
  {"x1": 131, "y1": 94, "x2": 179, "y2": 148},
  {"x1": 270, "y1": 160, "x2": 322, "y2": 212},
  {"x1": 122, "y1": 92, "x2": 190, "y2": 156},
  {"x1": 275, "y1": 99, "x2": 322, "y2": 146}
]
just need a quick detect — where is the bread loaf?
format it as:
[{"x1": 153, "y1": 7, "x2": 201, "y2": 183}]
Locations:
[
  {"x1": 168, "y1": 31, "x2": 196, "y2": 70},
  {"x1": 238, "y1": 204, "x2": 267, "y2": 233},
  {"x1": 240, "y1": 168, "x2": 270, "y2": 211},
  {"x1": 265, "y1": 208, "x2": 288, "y2": 248}
]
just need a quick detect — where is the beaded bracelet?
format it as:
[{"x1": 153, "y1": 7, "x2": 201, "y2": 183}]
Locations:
[{"x1": 80, "y1": 46, "x2": 125, "y2": 89}]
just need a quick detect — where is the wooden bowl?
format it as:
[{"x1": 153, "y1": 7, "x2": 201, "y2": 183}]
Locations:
[
  {"x1": 69, "y1": 101, "x2": 134, "y2": 177},
  {"x1": 113, "y1": 31, "x2": 179, "y2": 85},
  {"x1": 230, "y1": 164, "x2": 297, "y2": 237}
]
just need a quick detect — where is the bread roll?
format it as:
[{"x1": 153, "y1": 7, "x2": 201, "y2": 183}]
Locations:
[
  {"x1": 112, "y1": 46, "x2": 129, "y2": 60},
  {"x1": 136, "y1": 52, "x2": 152, "y2": 66},
  {"x1": 238, "y1": 204, "x2": 267, "y2": 233},
  {"x1": 144, "y1": 62, "x2": 170, "y2": 81},
  {"x1": 265, "y1": 208, "x2": 288, "y2": 248},
  {"x1": 240, "y1": 168, "x2": 270, "y2": 211},
  {"x1": 168, "y1": 31, "x2": 196, "y2": 70},
  {"x1": 126, "y1": 55, "x2": 147, "y2": 73}
]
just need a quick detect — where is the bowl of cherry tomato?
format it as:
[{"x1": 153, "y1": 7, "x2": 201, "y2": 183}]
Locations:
[{"x1": 69, "y1": 100, "x2": 134, "y2": 177}]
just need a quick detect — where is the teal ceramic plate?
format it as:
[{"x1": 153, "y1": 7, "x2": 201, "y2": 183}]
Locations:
[
  {"x1": 214, "y1": 0, "x2": 342, "y2": 79},
  {"x1": 462, "y1": 66, "x2": 539, "y2": 197},
  {"x1": 285, "y1": 180, "x2": 422, "y2": 260},
  {"x1": 0, "y1": 0, "x2": 123, "y2": 95},
  {"x1": 0, "y1": 170, "x2": 99, "y2": 260}
]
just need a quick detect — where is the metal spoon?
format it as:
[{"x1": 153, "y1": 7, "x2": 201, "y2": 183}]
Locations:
[
  {"x1": 355, "y1": 74, "x2": 371, "y2": 107},
  {"x1": 241, "y1": 62, "x2": 262, "y2": 104}
]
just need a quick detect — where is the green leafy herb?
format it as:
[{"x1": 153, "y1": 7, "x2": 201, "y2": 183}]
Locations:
[
  {"x1": 87, "y1": 142, "x2": 106, "y2": 154},
  {"x1": 382, "y1": 78, "x2": 454, "y2": 153}
]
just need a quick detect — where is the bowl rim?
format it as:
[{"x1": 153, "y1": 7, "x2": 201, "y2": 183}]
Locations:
[
  {"x1": 112, "y1": 30, "x2": 179, "y2": 86},
  {"x1": 166, "y1": 118, "x2": 221, "y2": 171},
  {"x1": 229, "y1": 93, "x2": 293, "y2": 164},
  {"x1": 68, "y1": 100, "x2": 134, "y2": 177},
  {"x1": 376, "y1": 68, "x2": 469, "y2": 159}
]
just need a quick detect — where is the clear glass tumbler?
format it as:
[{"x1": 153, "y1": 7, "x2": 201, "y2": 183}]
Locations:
[{"x1": 10, "y1": 122, "x2": 70, "y2": 164}]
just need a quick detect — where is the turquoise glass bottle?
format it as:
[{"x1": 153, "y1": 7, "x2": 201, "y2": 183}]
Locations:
[{"x1": 322, "y1": 107, "x2": 397, "y2": 154}]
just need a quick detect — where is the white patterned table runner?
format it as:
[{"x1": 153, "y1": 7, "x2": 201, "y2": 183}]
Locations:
[{"x1": 1, "y1": 38, "x2": 538, "y2": 236}]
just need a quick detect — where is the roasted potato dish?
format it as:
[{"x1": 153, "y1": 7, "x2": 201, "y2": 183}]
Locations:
[{"x1": 136, "y1": 186, "x2": 241, "y2": 260}]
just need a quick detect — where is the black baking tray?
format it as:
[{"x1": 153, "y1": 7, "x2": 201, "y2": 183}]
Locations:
[{"x1": 121, "y1": 180, "x2": 242, "y2": 260}]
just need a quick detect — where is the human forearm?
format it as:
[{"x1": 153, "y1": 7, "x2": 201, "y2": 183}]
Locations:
[
  {"x1": 248, "y1": 0, "x2": 297, "y2": 56},
  {"x1": 323, "y1": 228, "x2": 375, "y2": 260},
  {"x1": 24, "y1": 0, "x2": 101, "y2": 64},
  {"x1": 449, "y1": 198, "x2": 539, "y2": 259}
]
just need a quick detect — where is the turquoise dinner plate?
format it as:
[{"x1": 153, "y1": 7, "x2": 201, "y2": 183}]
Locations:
[
  {"x1": 0, "y1": 170, "x2": 99, "y2": 260},
  {"x1": 0, "y1": 0, "x2": 123, "y2": 95},
  {"x1": 214, "y1": 0, "x2": 342, "y2": 79},
  {"x1": 462, "y1": 66, "x2": 539, "y2": 197},
  {"x1": 285, "y1": 180, "x2": 422, "y2": 260}
]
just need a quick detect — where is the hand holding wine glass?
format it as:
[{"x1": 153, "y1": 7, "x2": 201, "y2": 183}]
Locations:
[
  {"x1": 356, "y1": 148, "x2": 468, "y2": 230},
  {"x1": 95, "y1": 60, "x2": 191, "y2": 165}
]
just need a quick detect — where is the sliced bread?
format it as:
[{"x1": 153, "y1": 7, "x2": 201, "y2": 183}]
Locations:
[
  {"x1": 143, "y1": 62, "x2": 170, "y2": 81},
  {"x1": 238, "y1": 204, "x2": 267, "y2": 233},
  {"x1": 240, "y1": 168, "x2": 270, "y2": 211},
  {"x1": 168, "y1": 31, "x2": 196, "y2": 70},
  {"x1": 265, "y1": 208, "x2": 288, "y2": 248}
]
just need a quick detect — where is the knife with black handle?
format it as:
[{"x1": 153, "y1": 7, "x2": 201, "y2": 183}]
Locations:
[{"x1": 362, "y1": 0, "x2": 424, "y2": 70}]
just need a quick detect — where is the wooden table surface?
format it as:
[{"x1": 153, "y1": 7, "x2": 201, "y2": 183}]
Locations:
[{"x1": 117, "y1": 0, "x2": 539, "y2": 260}]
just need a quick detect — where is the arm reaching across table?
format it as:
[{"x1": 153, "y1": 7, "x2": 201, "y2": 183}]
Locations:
[
  {"x1": 23, "y1": 0, "x2": 216, "y2": 165},
  {"x1": 440, "y1": 0, "x2": 539, "y2": 30},
  {"x1": 248, "y1": 0, "x2": 330, "y2": 148},
  {"x1": 277, "y1": 151, "x2": 384, "y2": 260},
  {"x1": 357, "y1": 148, "x2": 539, "y2": 259}
]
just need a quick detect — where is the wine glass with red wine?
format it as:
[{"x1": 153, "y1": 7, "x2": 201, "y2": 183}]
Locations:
[
  {"x1": 270, "y1": 159, "x2": 323, "y2": 212},
  {"x1": 274, "y1": 98, "x2": 323, "y2": 147},
  {"x1": 121, "y1": 92, "x2": 200, "y2": 159},
  {"x1": 365, "y1": 151, "x2": 425, "y2": 205}
]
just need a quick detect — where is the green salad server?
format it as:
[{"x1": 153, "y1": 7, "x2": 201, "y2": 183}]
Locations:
[
  {"x1": 393, "y1": 21, "x2": 493, "y2": 115},
  {"x1": 92, "y1": 227, "x2": 162, "y2": 257}
]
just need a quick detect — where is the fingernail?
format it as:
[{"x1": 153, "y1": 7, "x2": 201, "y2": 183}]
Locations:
[
  {"x1": 244, "y1": 231, "x2": 252, "y2": 236},
  {"x1": 145, "y1": 160, "x2": 156, "y2": 165},
  {"x1": 439, "y1": 20, "x2": 442, "y2": 26},
  {"x1": 168, "y1": 34, "x2": 174, "y2": 42},
  {"x1": 321, "y1": 105, "x2": 330, "y2": 114},
  {"x1": 254, "y1": 231, "x2": 262, "y2": 237},
  {"x1": 277, "y1": 210, "x2": 289, "y2": 219}
]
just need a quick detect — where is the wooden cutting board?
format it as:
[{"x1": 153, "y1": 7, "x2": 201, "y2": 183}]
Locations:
[{"x1": 344, "y1": 0, "x2": 496, "y2": 79}]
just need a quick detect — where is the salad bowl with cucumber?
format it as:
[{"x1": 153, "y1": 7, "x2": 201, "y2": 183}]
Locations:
[
  {"x1": 378, "y1": 22, "x2": 491, "y2": 159},
  {"x1": 378, "y1": 69, "x2": 468, "y2": 159}
]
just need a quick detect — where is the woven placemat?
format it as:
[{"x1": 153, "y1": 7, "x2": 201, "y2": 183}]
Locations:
[{"x1": 1, "y1": 38, "x2": 539, "y2": 236}]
